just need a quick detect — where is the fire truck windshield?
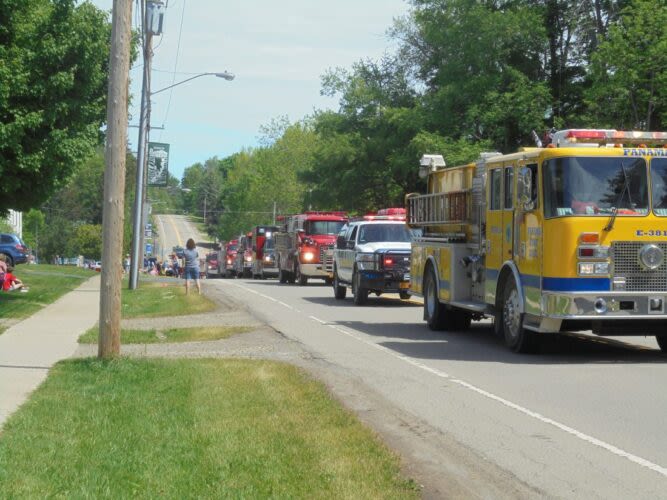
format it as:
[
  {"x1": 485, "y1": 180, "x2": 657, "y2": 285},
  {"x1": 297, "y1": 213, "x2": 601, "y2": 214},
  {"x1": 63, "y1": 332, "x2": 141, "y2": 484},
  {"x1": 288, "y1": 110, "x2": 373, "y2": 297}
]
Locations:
[
  {"x1": 651, "y1": 158, "x2": 667, "y2": 215},
  {"x1": 305, "y1": 221, "x2": 346, "y2": 235},
  {"x1": 358, "y1": 223, "x2": 412, "y2": 243},
  {"x1": 543, "y1": 156, "x2": 649, "y2": 218}
]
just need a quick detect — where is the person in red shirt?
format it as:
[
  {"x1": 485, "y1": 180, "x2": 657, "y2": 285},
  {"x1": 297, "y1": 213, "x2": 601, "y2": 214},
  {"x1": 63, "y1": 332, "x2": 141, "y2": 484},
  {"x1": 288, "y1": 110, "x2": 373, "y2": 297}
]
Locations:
[{"x1": 2, "y1": 270, "x2": 27, "y2": 292}]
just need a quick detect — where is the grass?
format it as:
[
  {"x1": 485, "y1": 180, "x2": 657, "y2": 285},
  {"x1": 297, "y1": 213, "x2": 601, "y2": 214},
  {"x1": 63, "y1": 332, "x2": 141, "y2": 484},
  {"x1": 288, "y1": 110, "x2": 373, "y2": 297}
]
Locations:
[
  {"x1": 78, "y1": 325, "x2": 252, "y2": 344},
  {"x1": 0, "y1": 264, "x2": 95, "y2": 321},
  {"x1": 121, "y1": 280, "x2": 216, "y2": 318},
  {"x1": 0, "y1": 358, "x2": 418, "y2": 498}
]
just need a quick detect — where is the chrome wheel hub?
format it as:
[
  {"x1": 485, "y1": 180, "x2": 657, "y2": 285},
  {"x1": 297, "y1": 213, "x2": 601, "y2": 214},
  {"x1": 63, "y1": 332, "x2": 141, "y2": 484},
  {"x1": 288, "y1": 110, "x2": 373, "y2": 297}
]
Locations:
[{"x1": 503, "y1": 288, "x2": 521, "y2": 339}]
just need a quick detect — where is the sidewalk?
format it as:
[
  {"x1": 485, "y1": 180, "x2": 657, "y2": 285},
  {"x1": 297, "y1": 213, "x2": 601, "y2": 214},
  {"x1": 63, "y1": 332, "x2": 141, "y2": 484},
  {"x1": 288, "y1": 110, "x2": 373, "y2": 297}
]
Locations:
[{"x1": 0, "y1": 275, "x2": 101, "y2": 428}]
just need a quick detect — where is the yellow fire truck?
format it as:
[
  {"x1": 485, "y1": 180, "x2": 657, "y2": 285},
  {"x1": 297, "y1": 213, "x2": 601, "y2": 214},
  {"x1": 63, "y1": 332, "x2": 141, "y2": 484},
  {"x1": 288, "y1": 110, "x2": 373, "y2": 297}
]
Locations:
[{"x1": 407, "y1": 129, "x2": 667, "y2": 353}]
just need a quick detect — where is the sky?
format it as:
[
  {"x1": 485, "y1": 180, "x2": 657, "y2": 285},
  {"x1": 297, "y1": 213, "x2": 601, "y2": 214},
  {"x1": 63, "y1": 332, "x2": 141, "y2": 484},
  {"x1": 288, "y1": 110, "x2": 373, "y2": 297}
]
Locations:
[{"x1": 90, "y1": 0, "x2": 410, "y2": 181}]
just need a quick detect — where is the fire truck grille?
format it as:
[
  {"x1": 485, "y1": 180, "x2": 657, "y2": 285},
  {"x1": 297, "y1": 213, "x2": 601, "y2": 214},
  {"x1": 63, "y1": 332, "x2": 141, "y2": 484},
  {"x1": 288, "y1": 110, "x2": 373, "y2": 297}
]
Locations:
[
  {"x1": 321, "y1": 245, "x2": 334, "y2": 272},
  {"x1": 612, "y1": 242, "x2": 667, "y2": 291}
]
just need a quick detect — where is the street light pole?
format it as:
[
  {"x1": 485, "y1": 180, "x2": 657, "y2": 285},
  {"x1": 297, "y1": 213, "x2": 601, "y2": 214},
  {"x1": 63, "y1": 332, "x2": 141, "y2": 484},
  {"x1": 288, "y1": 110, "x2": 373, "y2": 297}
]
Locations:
[{"x1": 128, "y1": 0, "x2": 152, "y2": 289}]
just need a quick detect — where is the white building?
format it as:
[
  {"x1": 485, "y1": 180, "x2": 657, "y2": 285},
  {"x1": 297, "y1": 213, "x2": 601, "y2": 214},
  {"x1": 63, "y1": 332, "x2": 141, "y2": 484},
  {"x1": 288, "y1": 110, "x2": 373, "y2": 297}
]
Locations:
[{"x1": 4, "y1": 209, "x2": 22, "y2": 237}]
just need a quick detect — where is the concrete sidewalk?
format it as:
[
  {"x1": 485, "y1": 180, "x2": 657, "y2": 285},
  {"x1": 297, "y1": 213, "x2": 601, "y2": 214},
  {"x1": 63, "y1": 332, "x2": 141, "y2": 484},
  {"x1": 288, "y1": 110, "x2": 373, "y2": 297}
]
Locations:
[{"x1": 0, "y1": 275, "x2": 100, "y2": 428}]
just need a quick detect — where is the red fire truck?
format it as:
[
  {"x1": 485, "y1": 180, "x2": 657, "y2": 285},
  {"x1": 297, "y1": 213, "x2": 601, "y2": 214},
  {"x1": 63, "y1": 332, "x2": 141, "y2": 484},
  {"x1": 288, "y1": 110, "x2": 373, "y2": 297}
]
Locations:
[
  {"x1": 250, "y1": 225, "x2": 279, "y2": 279},
  {"x1": 218, "y1": 239, "x2": 238, "y2": 278},
  {"x1": 274, "y1": 211, "x2": 348, "y2": 285}
]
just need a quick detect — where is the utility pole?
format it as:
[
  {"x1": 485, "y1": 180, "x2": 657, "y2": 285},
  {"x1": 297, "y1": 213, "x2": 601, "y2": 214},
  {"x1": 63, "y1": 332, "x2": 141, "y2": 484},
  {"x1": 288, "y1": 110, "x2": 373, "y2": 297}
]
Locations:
[
  {"x1": 99, "y1": 0, "x2": 133, "y2": 358},
  {"x1": 273, "y1": 201, "x2": 277, "y2": 225},
  {"x1": 203, "y1": 192, "x2": 207, "y2": 222}
]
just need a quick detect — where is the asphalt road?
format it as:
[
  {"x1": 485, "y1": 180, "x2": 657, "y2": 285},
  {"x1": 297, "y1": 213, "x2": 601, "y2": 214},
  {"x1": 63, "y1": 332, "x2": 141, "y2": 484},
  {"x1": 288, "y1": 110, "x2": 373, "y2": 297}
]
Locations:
[
  {"x1": 153, "y1": 214, "x2": 210, "y2": 262},
  {"x1": 157, "y1": 214, "x2": 667, "y2": 498}
]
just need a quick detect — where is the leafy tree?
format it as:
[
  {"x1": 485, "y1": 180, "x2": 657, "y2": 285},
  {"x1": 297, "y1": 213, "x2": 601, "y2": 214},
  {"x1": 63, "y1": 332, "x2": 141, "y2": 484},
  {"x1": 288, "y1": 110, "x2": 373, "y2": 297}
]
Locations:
[
  {"x1": 0, "y1": 0, "x2": 111, "y2": 215},
  {"x1": 74, "y1": 223, "x2": 102, "y2": 260},
  {"x1": 585, "y1": 0, "x2": 667, "y2": 129}
]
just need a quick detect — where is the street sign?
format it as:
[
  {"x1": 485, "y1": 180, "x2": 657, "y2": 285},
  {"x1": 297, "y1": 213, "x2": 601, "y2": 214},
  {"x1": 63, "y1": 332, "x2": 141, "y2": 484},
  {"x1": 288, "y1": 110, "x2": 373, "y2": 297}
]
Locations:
[
  {"x1": 147, "y1": 142, "x2": 169, "y2": 186},
  {"x1": 145, "y1": 243, "x2": 153, "y2": 255}
]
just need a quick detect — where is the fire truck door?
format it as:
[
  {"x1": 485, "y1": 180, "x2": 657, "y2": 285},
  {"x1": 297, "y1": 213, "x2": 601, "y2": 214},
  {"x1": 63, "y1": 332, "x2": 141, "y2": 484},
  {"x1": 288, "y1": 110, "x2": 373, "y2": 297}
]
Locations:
[
  {"x1": 502, "y1": 166, "x2": 515, "y2": 261},
  {"x1": 485, "y1": 167, "x2": 504, "y2": 303}
]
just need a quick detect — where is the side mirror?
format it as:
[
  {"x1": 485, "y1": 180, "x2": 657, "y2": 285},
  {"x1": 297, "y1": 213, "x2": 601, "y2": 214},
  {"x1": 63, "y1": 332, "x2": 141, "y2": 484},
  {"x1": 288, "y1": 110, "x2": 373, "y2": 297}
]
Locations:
[
  {"x1": 336, "y1": 235, "x2": 346, "y2": 249},
  {"x1": 346, "y1": 240, "x2": 355, "y2": 250},
  {"x1": 517, "y1": 167, "x2": 535, "y2": 211}
]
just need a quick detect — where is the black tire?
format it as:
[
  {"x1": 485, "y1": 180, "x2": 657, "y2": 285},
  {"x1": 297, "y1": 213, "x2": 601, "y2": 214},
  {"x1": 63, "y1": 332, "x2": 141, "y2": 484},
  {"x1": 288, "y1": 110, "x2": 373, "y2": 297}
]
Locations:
[
  {"x1": 399, "y1": 291, "x2": 411, "y2": 300},
  {"x1": 501, "y1": 277, "x2": 539, "y2": 353},
  {"x1": 295, "y1": 263, "x2": 308, "y2": 286},
  {"x1": 333, "y1": 268, "x2": 347, "y2": 300},
  {"x1": 656, "y1": 335, "x2": 667, "y2": 352},
  {"x1": 287, "y1": 271, "x2": 295, "y2": 284},
  {"x1": 352, "y1": 270, "x2": 368, "y2": 305},
  {"x1": 243, "y1": 269, "x2": 252, "y2": 279},
  {"x1": 423, "y1": 269, "x2": 451, "y2": 330}
]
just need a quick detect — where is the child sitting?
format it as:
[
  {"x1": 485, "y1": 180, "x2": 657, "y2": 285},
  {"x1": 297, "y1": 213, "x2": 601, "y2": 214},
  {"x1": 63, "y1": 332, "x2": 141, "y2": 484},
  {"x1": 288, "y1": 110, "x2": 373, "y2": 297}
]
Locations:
[{"x1": 2, "y1": 267, "x2": 28, "y2": 292}]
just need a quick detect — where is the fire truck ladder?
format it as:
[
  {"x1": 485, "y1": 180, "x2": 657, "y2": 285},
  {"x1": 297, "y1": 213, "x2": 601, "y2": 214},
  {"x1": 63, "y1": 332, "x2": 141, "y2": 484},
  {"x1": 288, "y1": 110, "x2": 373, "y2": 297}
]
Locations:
[{"x1": 406, "y1": 190, "x2": 472, "y2": 241}]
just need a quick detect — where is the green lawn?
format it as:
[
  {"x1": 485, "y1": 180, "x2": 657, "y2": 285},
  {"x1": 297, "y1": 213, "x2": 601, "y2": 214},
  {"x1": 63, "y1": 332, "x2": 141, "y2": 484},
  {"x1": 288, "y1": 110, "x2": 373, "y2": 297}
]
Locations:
[
  {"x1": 0, "y1": 265, "x2": 95, "y2": 320},
  {"x1": 79, "y1": 325, "x2": 252, "y2": 344},
  {"x1": 0, "y1": 358, "x2": 417, "y2": 498},
  {"x1": 121, "y1": 280, "x2": 216, "y2": 318}
]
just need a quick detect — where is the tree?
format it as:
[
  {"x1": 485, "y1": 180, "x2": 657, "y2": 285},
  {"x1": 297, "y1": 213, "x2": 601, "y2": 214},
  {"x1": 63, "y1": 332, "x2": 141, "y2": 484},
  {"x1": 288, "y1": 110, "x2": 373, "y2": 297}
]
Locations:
[
  {"x1": 586, "y1": 0, "x2": 667, "y2": 129},
  {"x1": 74, "y1": 223, "x2": 102, "y2": 260},
  {"x1": 0, "y1": 0, "x2": 111, "y2": 214}
]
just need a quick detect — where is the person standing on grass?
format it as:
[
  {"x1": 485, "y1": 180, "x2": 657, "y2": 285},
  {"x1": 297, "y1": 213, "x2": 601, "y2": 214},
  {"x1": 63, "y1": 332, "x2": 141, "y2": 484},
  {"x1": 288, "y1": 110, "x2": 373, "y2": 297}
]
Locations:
[{"x1": 183, "y1": 238, "x2": 201, "y2": 295}]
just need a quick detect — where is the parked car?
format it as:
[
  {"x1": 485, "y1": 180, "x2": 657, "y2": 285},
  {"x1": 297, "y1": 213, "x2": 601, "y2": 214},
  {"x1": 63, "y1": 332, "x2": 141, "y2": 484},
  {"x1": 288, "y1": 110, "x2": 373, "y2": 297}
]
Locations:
[{"x1": 0, "y1": 233, "x2": 29, "y2": 267}]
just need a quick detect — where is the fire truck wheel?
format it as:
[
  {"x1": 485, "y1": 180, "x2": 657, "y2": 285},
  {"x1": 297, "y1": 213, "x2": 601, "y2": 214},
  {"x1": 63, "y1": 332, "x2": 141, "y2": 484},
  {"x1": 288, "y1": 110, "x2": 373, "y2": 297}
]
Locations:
[
  {"x1": 656, "y1": 335, "x2": 667, "y2": 352},
  {"x1": 424, "y1": 269, "x2": 450, "y2": 330},
  {"x1": 502, "y1": 278, "x2": 539, "y2": 353},
  {"x1": 399, "y1": 291, "x2": 411, "y2": 300},
  {"x1": 352, "y1": 270, "x2": 368, "y2": 305},
  {"x1": 333, "y1": 269, "x2": 347, "y2": 300},
  {"x1": 295, "y1": 264, "x2": 308, "y2": 286}
]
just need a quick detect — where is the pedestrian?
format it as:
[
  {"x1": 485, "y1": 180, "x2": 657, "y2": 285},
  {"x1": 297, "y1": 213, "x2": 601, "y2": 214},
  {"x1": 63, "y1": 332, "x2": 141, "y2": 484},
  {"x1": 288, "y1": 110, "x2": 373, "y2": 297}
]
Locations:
[
  {"x1": 183, "y1": 238, "x2": 201, "y2": 294},
  {"x1": 123, "y1": 254, "x2": 130, "y2": 274}
]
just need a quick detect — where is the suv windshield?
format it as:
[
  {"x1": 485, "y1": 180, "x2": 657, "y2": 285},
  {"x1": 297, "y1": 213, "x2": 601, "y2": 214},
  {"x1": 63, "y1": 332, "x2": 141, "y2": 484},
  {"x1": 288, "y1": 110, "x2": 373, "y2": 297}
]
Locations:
[
  {"x1": 306, "y1": 220, "x2": 346, "y2": 235},
  {"x1": 651, "y1": 158, "x2": 667, "y2": 215},
  {"x1": 543, "y1": 157, "x2": 649, "y2": 218},
  {"x1": 358, "y1": 223, "x2": 412, "y2": 243}
]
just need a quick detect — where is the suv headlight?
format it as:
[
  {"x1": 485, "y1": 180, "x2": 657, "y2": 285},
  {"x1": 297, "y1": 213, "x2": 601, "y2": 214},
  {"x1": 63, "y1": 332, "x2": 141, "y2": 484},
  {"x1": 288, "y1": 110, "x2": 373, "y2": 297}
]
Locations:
[{"x1": 356, "y1": 253, "x2": 378, "y2": 271}]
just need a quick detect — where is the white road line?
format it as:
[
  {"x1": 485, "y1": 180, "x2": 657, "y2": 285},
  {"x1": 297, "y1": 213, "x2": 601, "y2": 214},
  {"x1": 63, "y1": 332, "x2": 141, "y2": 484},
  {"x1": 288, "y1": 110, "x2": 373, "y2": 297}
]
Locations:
[{"x1": 227, "y1": 280, "x2": 667, "y2": 478}]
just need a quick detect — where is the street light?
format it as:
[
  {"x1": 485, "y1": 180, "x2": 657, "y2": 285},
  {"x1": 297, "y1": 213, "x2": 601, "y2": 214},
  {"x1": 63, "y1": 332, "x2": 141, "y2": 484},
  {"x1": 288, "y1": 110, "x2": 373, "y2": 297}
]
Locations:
[{"x1": 129, "y1": 70, "x2": 235, "y2": 289}]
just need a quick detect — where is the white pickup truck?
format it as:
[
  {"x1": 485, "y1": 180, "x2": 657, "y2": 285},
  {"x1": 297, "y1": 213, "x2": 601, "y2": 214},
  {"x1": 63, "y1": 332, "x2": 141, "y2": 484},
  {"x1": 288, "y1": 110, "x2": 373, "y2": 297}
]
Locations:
[{"x1": 331, "y1": 219, "x2": 412, "y2": 305}]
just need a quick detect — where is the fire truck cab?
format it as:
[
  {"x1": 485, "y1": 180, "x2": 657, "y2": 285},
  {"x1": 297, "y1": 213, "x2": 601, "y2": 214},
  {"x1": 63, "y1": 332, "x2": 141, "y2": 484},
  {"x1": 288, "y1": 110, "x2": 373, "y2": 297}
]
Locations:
[
  {"x1": 250, "y1": 225, "x2": 279, "y2": 279},
  {"x1": 219, "y1": 239, "x2": 238, "y2": 278},
  {"x1": 274, "y1": 212, "x2": 348, "y2": 285},
  {"x1": 408, "y1": 130, "x2": 667, "y2": 353}
]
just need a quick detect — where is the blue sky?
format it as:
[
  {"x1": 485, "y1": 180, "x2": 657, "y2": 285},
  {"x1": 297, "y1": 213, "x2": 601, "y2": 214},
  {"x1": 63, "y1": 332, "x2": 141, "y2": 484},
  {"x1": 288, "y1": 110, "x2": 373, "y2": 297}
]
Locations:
[{"x1": 90, "y1": 0, "x2": 409, "y2": 181}]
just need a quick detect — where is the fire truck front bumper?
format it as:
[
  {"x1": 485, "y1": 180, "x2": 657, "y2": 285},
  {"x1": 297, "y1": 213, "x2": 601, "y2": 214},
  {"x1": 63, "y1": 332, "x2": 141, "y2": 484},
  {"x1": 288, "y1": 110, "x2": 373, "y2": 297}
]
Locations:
[
  {"x1": 359, "y1": 270, "x2": 410, "y2": 293},
  {"x1": 527, "y1": 291, "x2": 667, "y2": 334},
  {"x1": 299, "y1": 263, "x2": 330, "y2": 278}
]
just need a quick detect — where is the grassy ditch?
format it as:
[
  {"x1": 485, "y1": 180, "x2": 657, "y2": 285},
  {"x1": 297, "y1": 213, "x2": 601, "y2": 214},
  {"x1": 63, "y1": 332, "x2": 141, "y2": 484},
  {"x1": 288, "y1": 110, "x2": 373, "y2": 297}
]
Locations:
[
  {"x1": 79, "y1": 325, "x2": 252, "y2": 344},
  {"x1": 0, "y1": 358, "x2": 417, "y2": 498},
  {"x1": 0, "y1": 265, "x2": 95, "y2": 321}
]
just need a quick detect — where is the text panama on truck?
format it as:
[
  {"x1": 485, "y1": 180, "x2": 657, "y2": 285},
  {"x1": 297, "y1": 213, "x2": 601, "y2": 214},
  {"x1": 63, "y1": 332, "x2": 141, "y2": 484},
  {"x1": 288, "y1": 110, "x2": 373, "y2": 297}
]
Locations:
[
  {"x1": 330, "y1": 208, "x2": 412, "y2": 305},
  {"x1": 250, "y1": 225, "x2": 279, "y2": 279},
  {"x1": 274, "y1": 211, "x2": 348, "y2": 285},
  {"x1": 407, "y1": 129, "x2": 667, "y2": 353}
]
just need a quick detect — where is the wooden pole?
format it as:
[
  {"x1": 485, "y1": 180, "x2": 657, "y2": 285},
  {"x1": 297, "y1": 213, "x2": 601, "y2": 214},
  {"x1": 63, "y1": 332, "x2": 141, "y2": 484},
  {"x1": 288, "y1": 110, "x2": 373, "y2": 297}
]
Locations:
[{"x1": 99, "y1": 0, "x2": 133, "y2": 358}]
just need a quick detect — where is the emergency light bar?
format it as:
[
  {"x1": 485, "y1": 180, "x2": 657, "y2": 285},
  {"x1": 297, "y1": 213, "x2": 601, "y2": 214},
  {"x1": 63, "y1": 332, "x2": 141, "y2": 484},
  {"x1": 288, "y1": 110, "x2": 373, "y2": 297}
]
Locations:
[
  {"x1": 553, "y1": 129, "x2": 667, "y2": 147},
  {"x1": 363, "y1": 207, "x2": 406, "y2": 221}
]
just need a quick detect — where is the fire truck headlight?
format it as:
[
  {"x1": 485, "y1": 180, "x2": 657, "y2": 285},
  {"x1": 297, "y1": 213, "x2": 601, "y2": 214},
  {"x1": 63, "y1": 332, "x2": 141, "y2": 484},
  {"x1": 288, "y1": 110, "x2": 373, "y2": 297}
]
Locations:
[
  {"x1": 578, "y1": 262, "x2": 595, "y2": 275},
  {"x1": 594, "y1": 262, "x2": 609, "y2": 274},
  {"x1": 578, "y1": 262, "x2": 609, "y2": 275},
  {"x1": 244, "y1": 255, "x2": 253, "y2": 263},
  {"x1": 227, "y1": 258, "x2": 232, "y2": 265},
  {"x1": 264, "y1": 255, "x2": 273, "y2": 263},
  {"x1": 303, "y1": 251, "x2": 315, "y2": 262}
]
